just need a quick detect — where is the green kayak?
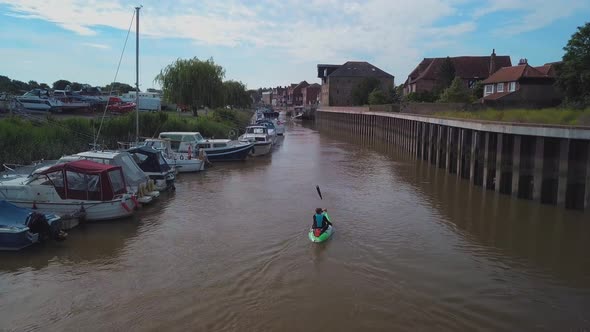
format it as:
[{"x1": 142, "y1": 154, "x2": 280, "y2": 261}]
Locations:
[{"x1": 308, "y1": 212, "x2": 334, "y2": 243}]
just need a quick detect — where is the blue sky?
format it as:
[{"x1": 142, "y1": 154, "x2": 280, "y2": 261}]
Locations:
[{"x1": 0, "y1": 0, "x2": 588, "y2": 90}]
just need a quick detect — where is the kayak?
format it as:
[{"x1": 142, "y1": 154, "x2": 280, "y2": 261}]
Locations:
[
  {"x1": 308, "y1": 212, "x2": 334, "y2": 243},
  {"x1": 308, "y1": 225, "x2": 334, "y2": 243}
]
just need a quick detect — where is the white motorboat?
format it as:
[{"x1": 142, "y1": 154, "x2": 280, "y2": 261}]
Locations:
[
  {"x1": 239, "y1": 126, "x2": 273, "y2": 156},
  {"x1": 141, "y1": 138, "x2": 205, "y2": 173},
  {"x1": 158, "y1": 132, "x2": 254, "y2": 162},
  {"x1": 16, "y1": 89, "x2": 63, "y2": 112},
  {"x1": 127, "y1": 146, "x2": 176, "y2": 191},
  {"x1": 0, "y1": 160, "x2": 137, "y2": 222}
]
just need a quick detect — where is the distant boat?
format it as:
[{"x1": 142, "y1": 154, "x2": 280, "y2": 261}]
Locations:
[
  {"x1": 15, "y1": 89, "x2": 62, "y2": 112},
  {"x1": 239, "y1": 126, "x2": 273, "y2": 156}
]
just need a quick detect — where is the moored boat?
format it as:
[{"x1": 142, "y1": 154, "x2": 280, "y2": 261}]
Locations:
[
  {"x1": 0, "y1": 160, "x2": 137, "y2": 223},
  {"x1": 158, "y1": 132, "x2": 254, "y2": 162},
  {"x1": 141, "y1": 138, "x2": 206, "y2": 173},
  {"x1": 239, "y1": 126, "x2": 273, "y2": 157},
  {"x1": 0, "y1": 200, "x2": 64, "y2": 251},
  {"x1": 127, "y1": 146, "x2": 176, "y2": 191}
]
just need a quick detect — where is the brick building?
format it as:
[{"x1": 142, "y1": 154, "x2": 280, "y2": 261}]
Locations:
[
  {"x1": 482, "y1": 59, "x2": 562, "y2": 107},
  {"x1": 317, "y1": 61, "x2": 394, "y2": 106},
  {"x1": 302, "y1": 83, "x2": 321, "y2": 106},
  {"x1": 287, "y1": 81, "x2": 309, "y2": 107},
  {"x1": 404, "y1": 50, "x2": 512, "y2": 95}
]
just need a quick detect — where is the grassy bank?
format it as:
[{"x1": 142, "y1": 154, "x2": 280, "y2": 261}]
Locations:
[
  {"x1": 437, "y1": 108, "x2": 590, "y2": 126},
  {"x1": 0, "y1": 109, "x2": 253, "y2": 166}
]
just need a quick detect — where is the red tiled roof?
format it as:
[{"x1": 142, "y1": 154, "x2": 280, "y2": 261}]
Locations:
[
  {"x1": 482, "y1": 64, "x2": 546, "y2": 84},
  {"x1": 534, "y1": 62, "x2": 561, "y2": 77},
  {"x1": 406, "y1": 55, "x2": 512, "y2": 84}
]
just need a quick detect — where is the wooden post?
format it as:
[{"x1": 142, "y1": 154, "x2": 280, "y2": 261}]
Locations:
[
  {"x1": 482, "y1": 132, "x2": 490, "y2": 189},
  {"x1": 511, "y1": 135, "x2": 521, "y2": 196},
  {"x1": 557, "y1": 139, "x2": 570, "y2": 207},
  {"x1": 470, "y1": 131, "x2": 478, "y2": 182},
  {"x1": 495, "y1": 134, "x2": 503, "y2": 192},
  {"x1": 532, "y1": 137, "x2": 544, "y2": 201}
]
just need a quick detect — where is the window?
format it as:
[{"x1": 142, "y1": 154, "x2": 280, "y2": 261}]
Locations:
[
  {"x1": 108, "y1": 170, "x2": 125, "y2": 193},
  {"x1": 497, "y1": 83, "x2": 504, "y2": 93},
  {"x1": 509, "y1": 82, "x2": 516, "y2": 92},
  {"x1": 484, "y1": 85, "x2": 493, "y2": 95}
]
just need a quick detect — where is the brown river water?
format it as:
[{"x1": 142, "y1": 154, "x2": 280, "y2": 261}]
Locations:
[{"x1": 1, "y1": 121, "x2": 590, "y2": 331}]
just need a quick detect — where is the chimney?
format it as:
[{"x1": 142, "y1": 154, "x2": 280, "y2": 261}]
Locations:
[
  {"x1": 518, "y1": 58, "x2": 528, "y2": 65},
  {"x1": 489, "y1": 49, "x2": 497, "y2": 76}
]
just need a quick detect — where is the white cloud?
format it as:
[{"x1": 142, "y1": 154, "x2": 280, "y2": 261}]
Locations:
[
  {"x1": 0, "y1": 0, "x2": 585, "y2": 87},
  {"x1": 474, "y1": 0, "x2": 588, "y2": 34},
  {"x1": 82, "y1": 42, "x2": 110, "y2": 49}
]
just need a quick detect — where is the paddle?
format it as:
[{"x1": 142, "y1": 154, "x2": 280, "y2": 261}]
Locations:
[{"x1": 316, "y1": 185, "x2": 323, "y2": 200}]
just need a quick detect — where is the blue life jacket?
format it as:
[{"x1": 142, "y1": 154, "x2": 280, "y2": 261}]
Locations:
[{"x1": 315, "y1": 213, "x2": 324, "y2": 228}]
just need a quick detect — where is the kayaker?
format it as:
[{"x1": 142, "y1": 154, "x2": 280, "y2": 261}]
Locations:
[{"x1": 312, "y1": 208, "x2": 332, "y2": 236}]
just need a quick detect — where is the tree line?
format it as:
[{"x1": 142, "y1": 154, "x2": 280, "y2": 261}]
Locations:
[
  {"x1": 155, "y1": 57, "x2": 251, "y2": 114},
  {"x1": 0, "y1": 76, "x2": 138, "y2": 95}
]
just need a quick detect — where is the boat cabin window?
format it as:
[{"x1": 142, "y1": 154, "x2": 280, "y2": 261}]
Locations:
[
  {"x1": 255, "y1": 137, "x2": 266, "y2": 142},
  {"x1": 247, "y1": 128, "x2": 265, "y2": 134},
  {"x1": 213, "y1": 143, "x2": 227, "y2": 148},
  {"x1": 197, "y1": 143, "x2": 211, "y2": 149},
  {"x1": 65, "y1": 171, "x2": 101, "y2": 200},
  {"x1": 45, "y1": 170, "x2": 64, "y2": 187},
  {"x1": 108, "y1": 170, "x2": 125, "y2": 193}
]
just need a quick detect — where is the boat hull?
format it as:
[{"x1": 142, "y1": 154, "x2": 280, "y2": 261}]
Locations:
[
  {"x1": 0, "y1": 228, "x2": 39, "y2": 251},
  {"x1": 206, "y1": 144, "x2": 254, "y2": 161},
  {"x1": 250, "y1": 142, "x2": 272, "y2": 156},
  {"x1": 7, "y1": 198, "x2": 136, "y2": 223},
  {"x1": 166, "y1": 158, "x2": 205, "y2": 173}
]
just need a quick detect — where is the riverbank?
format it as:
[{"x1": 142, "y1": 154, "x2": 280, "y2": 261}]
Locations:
[
  {"x1": 0, "y1": 109, "x2": 253, "y2": 166},
  {"x1": 436, "y1": 108, "x2": 590, "y2": 126}
]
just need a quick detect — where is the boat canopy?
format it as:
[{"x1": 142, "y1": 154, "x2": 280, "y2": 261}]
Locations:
[
  {"x1": 127, "y1": 146, "x2": 171, "y2": 173},
  {"x1": 0, "y1": 200, "x2": 32, "y2": 229},
  {"x1": 37, "y1": 160, "x2": 127, "y2": 200}
]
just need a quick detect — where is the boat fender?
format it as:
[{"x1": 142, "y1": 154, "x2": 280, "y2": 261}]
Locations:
[
  {"x1": 148, "y1": 180, "x2": 155, "y2": 192},
  {"x1": 187, "y1": 145, "x2": 192, "y2": 160},
  {"x1": 121, "y1": 201, "x2": 131, "y2": 212},
  {"x1": 131, "y1": 195, "x2": 139, "y2": 210},
  {"x1": 180, "y1": 155, "x2": 184, "y2": 160}
]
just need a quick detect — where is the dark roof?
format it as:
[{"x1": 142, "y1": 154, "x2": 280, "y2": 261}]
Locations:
[
  {"x1": 306, "y1": 83, "x2": 321, "y2": 88},
  {"x1": 39, "y1": 160, "x2": 120, "y2": 175},
  {"x1": 534, "y1": 62, "x2": 561, "y2": 77},
  {"x1": 407, "y1": 55, "x2": 512, "y2": 84},
  {"x1": 328, "y1": 61, "x2": 394, "y2": 79},
  {"x1": 294, "y1": 81, "x2": 309, "y2": 90},
  {"x1": 482, "y1": 64, "x2": 547, "y2": 84}
]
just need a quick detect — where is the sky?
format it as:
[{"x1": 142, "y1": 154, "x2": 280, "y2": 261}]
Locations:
[{"x1": 0, "y1": 0, "x2": 588, "y2": 91}]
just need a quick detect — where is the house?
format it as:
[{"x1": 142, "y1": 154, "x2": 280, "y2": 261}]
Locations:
[
  {"x1": 272, "y1": 86, "x2": 287, "y2": 106},
  {"x1": 261, "y1": 91, "x2": 272, "y2": 105},
  {"x1": 404, "y1": 50, "x2": 512, "y2": 95},
  {"x1": 481, "y1": 59, "x2": 562, "y2": 107},
  {"x1": 302, "y1": 83, "x2": 321, "y2": 106},
  {"x1": 317, "y1": 61, "x2": 394, "y2": 106},
  {"x1": 287, "y1": 81, "x2": 309, "y2": 107}
]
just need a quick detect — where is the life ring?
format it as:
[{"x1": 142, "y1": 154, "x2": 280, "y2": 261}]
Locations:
[{"x1": 180, "y1": 155, "x2": 184, "y2": 160}]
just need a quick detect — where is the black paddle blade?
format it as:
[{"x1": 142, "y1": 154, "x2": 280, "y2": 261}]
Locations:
[{"x1": 316, "y1": 185, "x2": 323, "y2": 200}]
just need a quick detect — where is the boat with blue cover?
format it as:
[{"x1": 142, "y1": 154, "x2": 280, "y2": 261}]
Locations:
[{"x1": 0, "y1": 200, "x2": 63, "y2": 251}]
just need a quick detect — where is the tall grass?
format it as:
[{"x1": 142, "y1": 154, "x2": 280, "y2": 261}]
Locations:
[
  {"x1": 0, "y1": 109, "x2": 253, "y2": 165},
  {"x1": 437, "y1": 108, "x2": 590, "y2": 126}
]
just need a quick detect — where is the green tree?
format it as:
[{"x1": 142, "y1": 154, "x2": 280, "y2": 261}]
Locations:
[
  {"x1": 435, "y1": 57, "x2": 456, "y2": 95},
  {"x1": 368, "y1": 89, "x2": 389, "y2": 105},
  {"x1": 351, "y1": 77, "x2": 381, "y2": 105},
  {"x1": 155, "y1": 57, "x2": 225, "y2": 115},
  {"x1": 406, "y1": 91, "x2": 437, "y2": 102},
  {"x1": 103, "y1": 82, "x2": 136, "y2": 94},
  {"x1": 70, "y1": 82, "x2": 83, "y2": 91},
  {"x1": 472, "y1": 81, "x2": 484, "y2": 99},
  {"x1": 556, "y1": 22, "x2": 590, "y2": 106},
  {"x1": 39, "y1": 83, "x2": 50, "y2": 89},
  {"x1": 28, "y1": 80, "x2": 39, "y2": 89},
  {"x1": 438, "y1": 77, "x2": 474, "y2": 103},
  {"x1": 52, "y1": 80, "x2": 72, "y2": 90},
  {"x1": 223, "y1": 80, "x2": 251, "y2": 108}
]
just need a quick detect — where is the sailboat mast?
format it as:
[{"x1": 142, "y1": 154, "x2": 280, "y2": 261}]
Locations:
[{"x1": 135, "y1": 6, "x2": 140, "y2": 145}]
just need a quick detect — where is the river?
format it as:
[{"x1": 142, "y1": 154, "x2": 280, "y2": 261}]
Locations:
[{"x1": 1, "y1": 120, "x2": 589, "y2": 331}]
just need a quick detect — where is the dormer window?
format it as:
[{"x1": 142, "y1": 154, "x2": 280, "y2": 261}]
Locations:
[
  {"x1": 497, "y1": 83, "x2": 504, "y2": 93},
  {"x1": 484, "y1": 85, "x2": 493, "y2": 95},
  {"x1": 509, "y1": 82, "x2": 516, "y2": 92}
]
